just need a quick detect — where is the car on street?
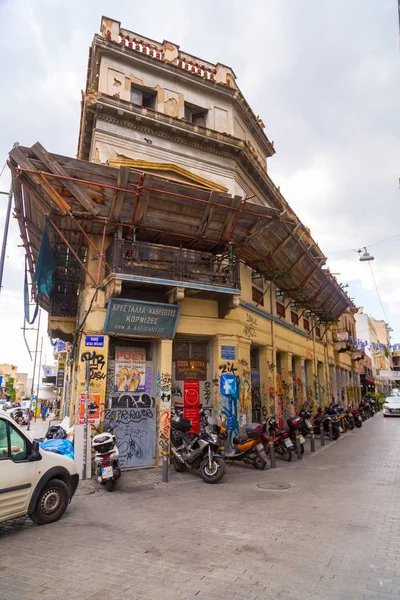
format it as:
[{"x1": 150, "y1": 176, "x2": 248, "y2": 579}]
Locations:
[
  {"x1": 383, "y1": 395, "x2": 400, "y2": 417},
  {"x1": 0, "y1": 409, "x2": 79, "y2": 525},
  {"x1": 6, "y1": 407, "x2": 30, "y2": 426}
]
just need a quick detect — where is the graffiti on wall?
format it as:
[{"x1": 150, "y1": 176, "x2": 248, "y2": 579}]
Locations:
[
  {"x1": 79, "y1": 338, "x2": 109, "y2": 426},
  {"x1": 158, "y1": 409, "x2": 171, "y2": 450},
  {"x1": 243, "y1": 313, "x2": 258, "y2": 339},
  {"x1": 157, "y1": 371, "x2": 172, "y2": 407},
  {"x1": 81, "y1": 350, "x2": 106, "y2": 381},
  {"x1": 104, "y1": 407, "x2": 156, "y2": 467},
  {"x1": 110, "y1": 392, "x2": 154, "y2": 408}
]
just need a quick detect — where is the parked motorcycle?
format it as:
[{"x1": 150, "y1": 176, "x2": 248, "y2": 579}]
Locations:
[
  {"x1": 350, "y1": 406, "x2": 363, "y2": 428},
  {"x1": 286, "y1": 415, "x2": 306, "y2": 454},
  {"x1": 92, "y1": 429, "x2": 121, "y2": 492},
  {"x1": 171, "y1": 414, "x2": 225, "y2": 483},
  {"x1": 265, "y1": 416, "x2": 295, "y2": 461},
  {"x1": 312, "y1": 408, "x2": 340, "y2": 440},
  {"x1": 299, "y1": 408, "x2": 312, "y2": 435},
  {"x1": 224, "y1": 422, "x2": 269, "y2": 470}
]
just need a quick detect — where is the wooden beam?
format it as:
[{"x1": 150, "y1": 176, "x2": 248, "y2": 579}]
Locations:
[
  {"x1": 246, "y1": 220, "x2": 274, "y2": 245},
  {"x1": 109, "y1": 166, "x2": 131, "y2": 219},
  {"x1": 31, "y1": 142, "x2": 100, "y2": 215},
  {"x1": 197, "y1": 191, "x2": 219, "y2": 237}
]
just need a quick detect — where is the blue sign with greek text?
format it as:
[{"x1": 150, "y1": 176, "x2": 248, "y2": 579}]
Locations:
[
  {"x1": 85, "y1": 336, "x2": 104, "y2": 347},
  {"x1": 220, "y1": 373, "x2": 238, "y2": 398},
  {"x1": 221, "y1": 346, "x2": 236, "y2": 361}
]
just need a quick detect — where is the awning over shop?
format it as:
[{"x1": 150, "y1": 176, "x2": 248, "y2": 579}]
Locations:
[
  {"x1": 8, "y1": 143, "x2": 354, "y2": 322},
  {"x1": 364, "y1": 378, "x2": 376, "y2": 385}
]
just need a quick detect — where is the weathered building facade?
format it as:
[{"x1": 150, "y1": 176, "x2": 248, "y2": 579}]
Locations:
[{"x1": 10, "y1": 17, "x2": 358, "y2": 469}]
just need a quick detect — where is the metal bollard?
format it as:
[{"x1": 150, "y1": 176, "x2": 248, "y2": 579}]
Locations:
[
  {"x1": 268, "y1": 439, "x2": 276, "y2": 469},
  {"x1": 328, "y1": 421, "x2": 333, "y2": 441},
  {"x1": 162, "y1": 444, "x2": 169, "y2": 483},
  {"x1": 295, "y1": 432, "x2": 302, "y2": 460},
  {"x1": 320, "y1": 425, "x2": 325, "y2": 446},
  {"x1": 310, "y1": 426, "x2": 315, "y2": 452}
]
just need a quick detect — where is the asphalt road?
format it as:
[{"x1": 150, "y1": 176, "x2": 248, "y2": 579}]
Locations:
[{"x1": 1, "y1": 413, "x2": 400, "y2": 600}]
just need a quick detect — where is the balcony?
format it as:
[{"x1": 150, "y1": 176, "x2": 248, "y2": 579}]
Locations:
[{"x1": 104, "y1": 240, "x2": 241, "y2": 316}]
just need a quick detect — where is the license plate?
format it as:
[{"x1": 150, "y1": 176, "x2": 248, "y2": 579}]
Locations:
[
  {"x1": 357, "y1": 416, "x2": 362, "y2": 421},
  {"x1": 339, "y1": 426, "x2": 344, "y2": 433},
  {"x1": 299, "y1": 435, "x2": 305, "y2": 444},
  {"x1": 256, "y1": 443, "x2": 264, "y2": 451},
  {"x1": 284, "y1": 438, "x2": 293, "y2": 448},
  {"x1": 101, "y1": 465, "x2": 113, "y2": 479}
]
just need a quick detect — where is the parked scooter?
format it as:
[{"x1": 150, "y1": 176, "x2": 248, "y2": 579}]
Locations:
[
  {"x1": 92, "y1": 429, "x2": 121, "y2": 492},
  {"x1": 299, "y1": 408, "x2": 312, "y2": 435},
  {"x1": 171, "y1": 414, "x2": 225, "y2": 483},
  {"x1": 224, "y1": 423, "x2": 269, "y2": 470},
  {"x1": 265, "y1": 416, "x2": 295, "y2": 461},
  {"x1": 312, "y1": 408, "x2": 340, "y2": 440}
]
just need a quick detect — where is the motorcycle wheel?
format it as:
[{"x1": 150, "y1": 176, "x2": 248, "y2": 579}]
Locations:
[
  {"x1": 348, "y1": 421, "x2": 354, "y2": 430},
  {"x1": 278, "y1": 444, "x2": 292, "y2": 462},
  {"x1": 332, "y1": 428, "x2": 340, "y2": 441},
  {"x1": 355, "y1": 420, "x2": 362, "y2": 428},
  {"x1": 253, "y1": 454, "x2": 268, "y2": 470},
  {"x1": 173, "y1": 457, "x2": 186, "y2": 473},
  {"x1": 200, "y1": 456, "x2": 225, "y2": 484},
  {"x1": 104, "y1": 479, "x2": 114, "y2": 492}
]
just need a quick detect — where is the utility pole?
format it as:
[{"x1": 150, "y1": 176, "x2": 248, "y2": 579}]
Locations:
[
  {"x1": 29, "y1": 309, "x2": 41, "y2": 424},
  {"x1": 0, "y1": 180, "x2": 13, "y2": 293},
  {"x1": 82, "y1": 358, "x2": 90, "y2": 480},
  {"x1": 0, "y1": 142, "x2": 18, "y2": 293},
  {"x1": 36, "y1": 336, "x2": 43, "y2": 420}
]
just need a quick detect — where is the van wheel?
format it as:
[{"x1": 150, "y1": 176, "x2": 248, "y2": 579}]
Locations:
[{"x1": 29, "y1": 479, "x2": 69, "y2": 525}]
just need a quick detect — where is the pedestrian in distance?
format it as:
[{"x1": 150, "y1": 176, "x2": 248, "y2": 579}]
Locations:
[{"x1": 41, "y1": 404, "x2": 48, "y2": 421}]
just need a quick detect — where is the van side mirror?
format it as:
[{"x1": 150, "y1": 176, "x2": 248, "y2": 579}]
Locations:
[{"x1": 29, "y1": 440, "x2": 41, "y2": 461}]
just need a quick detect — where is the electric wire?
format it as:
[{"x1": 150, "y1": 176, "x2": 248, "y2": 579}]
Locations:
[
  {"x1": 327, "y1": 231, "x2": 400, "y2": 255},
  {"x1": 367, "y1": 261, "x2": 389, "y2": 324}
]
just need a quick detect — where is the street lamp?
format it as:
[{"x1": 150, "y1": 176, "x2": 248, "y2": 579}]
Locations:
[{"x1": 358, "y1": 247, "x2": 374, "y2": 262}]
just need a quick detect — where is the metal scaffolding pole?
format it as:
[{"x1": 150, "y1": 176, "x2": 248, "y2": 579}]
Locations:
[{"x1": 0, "y1": 180, "x2": 13, "y2": 293}]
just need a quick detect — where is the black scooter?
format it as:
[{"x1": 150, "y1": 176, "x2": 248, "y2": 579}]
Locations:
[
  {"x1": 312, "y1": 408, "x2": 340, "y2": 440},
  {"x1": 171, "y1": 414, "x2": 225, "y2": 483}
]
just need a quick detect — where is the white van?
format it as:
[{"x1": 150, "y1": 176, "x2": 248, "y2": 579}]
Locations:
[{"x1": 0, "y1": 409, "x2": 79, "y2": 525}]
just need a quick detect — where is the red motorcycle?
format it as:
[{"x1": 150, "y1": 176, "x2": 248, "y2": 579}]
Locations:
[
  {"x1": 350, "y1": 406, "x2": 363, "y2": 428},
  {"x1": 262, "y1": 416, "x2": 295, "y2": 462}
]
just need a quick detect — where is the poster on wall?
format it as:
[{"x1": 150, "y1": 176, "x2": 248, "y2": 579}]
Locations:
[
  {"x1": 115, "y1": 347, "x2": 146, "y2": 393},
  {"x1": 184, "y1": 380, "x2": 200, "y2": 433},
  {"x1": 79, "y1": 392, "x2": 100, "y2": 424}
]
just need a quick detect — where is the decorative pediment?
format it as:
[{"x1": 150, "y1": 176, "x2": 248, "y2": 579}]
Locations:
[{"x1": 107, "y1": 156, "x2": 228, "y2": 193}]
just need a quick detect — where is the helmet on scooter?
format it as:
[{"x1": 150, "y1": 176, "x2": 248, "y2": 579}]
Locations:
[{"x1": 93, "y1": 432, "x2": 115, "y2": 455}]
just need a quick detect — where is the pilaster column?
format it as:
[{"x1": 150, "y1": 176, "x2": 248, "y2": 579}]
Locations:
[
  {"x1": 156, "y1": 339, "x2": 173, "y2": 465},
  {"x1": 280, "y1": 351, "x2": 294, "y2": 421}
]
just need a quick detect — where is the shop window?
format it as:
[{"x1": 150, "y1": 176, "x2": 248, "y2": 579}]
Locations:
[
  {"x1": 276, "y1": 302, "x2": 286, "y2": 319},
  {"x1": 184, "y1": 102, "x2": 207, "y2": 127},
  {"x1": 252, "y1": 285, "x2": 264, "y2": 307},
  {"x1": 291, "y1": 311, "x2": 299, "y2": 326},
  {"x1": 304, "y1": 318, "x2": 310, "y2": 332},
  {"x1": 173, "y1": 340, "x2": 208, "y2": 361},
  {"x1": 131, "y1": 84, "x2": 157, "y2": 109},
  {"x1": 276, "y1": 351, "x2": 282, "y2": 375}
]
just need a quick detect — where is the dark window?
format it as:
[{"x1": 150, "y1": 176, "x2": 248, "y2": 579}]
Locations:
[
  {"x1": 252, "y1": 286, "x2": 264, "y2": 307},
  {"x1": 276, "y1": 351, "x2": 282, "y2": 375},
  {"x1": 276, "y1": 302, "x2": 286, "y2": 318},
  {"x1": 291, "y1": 311, "x2": 299, "y2": 326},
  {"x1": 316, "y1": 326, "x2": 321, "y2": 338},
  {"x1": 130, "y1": 84, "x2": 157, "y2": 109},
  {"x1": 184, "y1": 102, "x2": 207, "y2": 127},
  {"x1": 303, "y1": 318, "x2": 310, "y2": 332}
]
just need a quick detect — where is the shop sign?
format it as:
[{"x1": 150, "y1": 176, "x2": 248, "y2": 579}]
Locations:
[
  {"x1": 221, "y1": 346, "x2": 236, "y2": 361},
  {"x1": 184, "y1": 380, "x2": 200, "y2": 433},
  {"x1": 115, "y1": 347, "x2": 146, "y2": 393},
  {"x1": 175, "y1": 360, "x2": 207, "y2": 381},
  {"x1": 104, "y1": 299, "x2": 181, "y2": 339},
  {"x1": 79, "y1": 392, "x2": 100, "y2": 424},
  {"x1": 56, "y1": 340, "x2": 67, "y2": 352},
  {"x1": 85, "y1": 335, "x2": 104, "y2": 347},
  {"x1": 56, "y1": 358, "x2": 66, "y2": 388},
  {"x1": 336, "y1": 332, "x2": 349, "y2": 342}
]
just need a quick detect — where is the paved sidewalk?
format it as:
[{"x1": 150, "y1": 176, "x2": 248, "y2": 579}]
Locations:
[{"x1": 2, "y1": 413, "x2": 400, "y2": 600}]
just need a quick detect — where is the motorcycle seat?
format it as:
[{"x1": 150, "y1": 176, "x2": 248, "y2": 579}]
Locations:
[{"x1": 233, "y1": 435, "x2": 248, "y2": 445}]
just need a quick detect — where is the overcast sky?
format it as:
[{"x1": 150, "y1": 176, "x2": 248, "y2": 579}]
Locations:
[{"x1": 0, "y1": 0, "x2": 399, "y2": 377}]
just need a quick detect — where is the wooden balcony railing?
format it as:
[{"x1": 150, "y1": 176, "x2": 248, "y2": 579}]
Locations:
[{"x1": 106, "y1": 240, "x2": 240, "y2": 291}]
